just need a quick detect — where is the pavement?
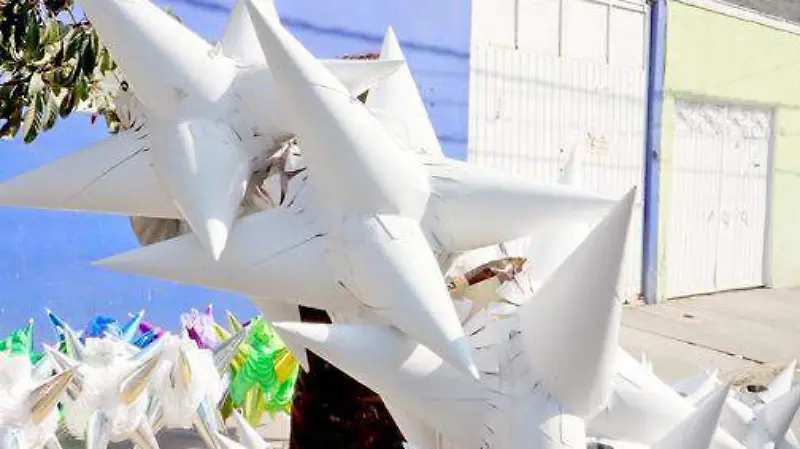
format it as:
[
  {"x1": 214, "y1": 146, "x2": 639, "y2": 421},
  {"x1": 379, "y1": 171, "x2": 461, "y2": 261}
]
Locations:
[{"x1": 621, "y1": 287, "x2": 800, "y2": 386}]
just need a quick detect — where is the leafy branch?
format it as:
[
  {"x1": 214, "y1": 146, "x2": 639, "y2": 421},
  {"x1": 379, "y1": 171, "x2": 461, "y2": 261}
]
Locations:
[{"x1": 0, "y1": 0, "x2": 121, "y2": 143}]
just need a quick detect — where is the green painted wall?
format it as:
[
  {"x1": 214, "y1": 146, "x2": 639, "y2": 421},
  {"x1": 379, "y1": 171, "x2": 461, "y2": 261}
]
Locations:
[{"x1": 659, "y1": 0, "x2": 800, "y2": 297}]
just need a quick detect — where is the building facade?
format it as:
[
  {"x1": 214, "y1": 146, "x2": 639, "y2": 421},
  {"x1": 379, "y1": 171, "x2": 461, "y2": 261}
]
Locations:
[
  {"x1": 468, "y1": 0, "x2": 649, "y2": 302},
  {"x1": 657, "y1": 0, "x2": 800, "y2": 299}
]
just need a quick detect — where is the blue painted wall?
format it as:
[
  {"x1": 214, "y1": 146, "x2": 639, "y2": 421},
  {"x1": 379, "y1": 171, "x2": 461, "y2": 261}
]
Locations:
[{"x1": 0, "y1": 0, "x2": 472, "y2": 338}]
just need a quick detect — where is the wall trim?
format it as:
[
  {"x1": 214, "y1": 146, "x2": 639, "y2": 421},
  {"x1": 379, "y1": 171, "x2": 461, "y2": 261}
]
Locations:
[{"x1": 674, "y1": 0, "x2": 800, "y2": 36}]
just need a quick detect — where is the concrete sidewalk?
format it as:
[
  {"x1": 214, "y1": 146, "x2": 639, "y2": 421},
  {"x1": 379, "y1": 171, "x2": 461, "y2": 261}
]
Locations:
[{"x1": 620, "y1": 287, "x2": 800, "y2": 387}]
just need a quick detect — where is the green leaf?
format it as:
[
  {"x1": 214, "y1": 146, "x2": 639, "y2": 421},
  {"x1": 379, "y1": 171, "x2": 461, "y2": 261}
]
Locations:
[
  {"x1": 99, "y1": 47, "x2": 113, "y2": 73},
  {"x1": 0, "y1": 110, "x2": 22, "y2": 139},
  {"x1": 41, "y1": 89, "x2": 58, "y2": 131},
  {"x1": 59, "y1": 89, "x2": 73, "y2": 117},
  {"x1": 24, "y1": 11, "x2": 40, "y2": 59},
  {"x1": 20, "y1": 92, "x2": 43, "y2": 143},
  {"x1": 65, "y1": 30, "x2": 83, "y2": 61},
  {"x1": 28, "y1": 72, "x2": 45, "y2": 96},
  {"x1": 43, "y1": 18, "x2": 60, "y2": 46},
  {"x1": 81, "y1": 32, "x2": 96, "y2": 76},
  {"x1": 74, "y1": 74, "x2": 88, "y2": 100}
]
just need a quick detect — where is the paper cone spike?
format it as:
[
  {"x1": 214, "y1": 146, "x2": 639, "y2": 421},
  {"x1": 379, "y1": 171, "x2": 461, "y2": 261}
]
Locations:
[
  {"x1": 761, "y1": 360, "x2": 798, "y2": 404},
  {"x1": 367, "y1": 27, "x2": 443, "y2": 157},
  {"x1": 322, "y1": 59, "x2": 406, "y2": 98},
  {"x1": 273, "y1": 322, "x2": 489, "y2": 447},
  {"x1": 86, "y1": 410, "x2": 111, "y2": 449},
  {"x1": 75, "y1": 0, "x2": 234, "y2": 116},
  {"x1": 213, "y1": 326, "x2": 249, "y2": 375},
  {"x1": 255, "y1": 300, "x2": 309, "y2": 371},
  {"x1": 219, "y1": 0, "x2": 267, "y2": 65},
  {"x1": 653, "y1": 383, "x2": 732, "y2": 449},
  {"x1": 120, "y1": 310, "x2": 145, "y2": 343},
  {"x1": 231, "y1": 410, "x2": 268, "y2": 449},
  {"x1": 214, "y1": 433, "x2": 248, "y2": 449},
  {"x1": 753, "y1": 386, "x2": 800, "y2": 442},
  {"x1": 94, "y1": 207, "x2": 342, "y2": 312},
  {"x1": 426, "y1": 161, "x2": 618, "y2": 253},
  {"x1": 337, "y1": 217, "x2": 478, "y2": 378},
  {"x1": 29, "y1": 368, "x2": 76, "y2": 425},
  {"x1": 518, "y1": 187, "x2": 635, "y2": 416},
  {"x1": 119, "y1": 350, "x2": 162, "y2": 405},
  {"x1": 0, "y1": 130, "x2": 180, "y2": 219},
  {"x1": 220, "y1": 0, "x2": 402, "y2": 96},
  {"x1": 194, "y1": 399, "x2": 224, "y2": 449},
  {"x1": 245, "y1": 0, "x2": 430, "y2": 216},
  {"x1": 45, "y1": 437, "x2": 63, "y2": 449},
  {"x1": 382, "y1": 400, "x2": 439, "y2": 449},
  {"x1": 150, "y1": 119, "x2": 251, "y2": 259},
  {"x1": 45, "y1": 309, "x2": 67, "y2": 338},
  {"x1": 672, "y1": 368, "x2": 721, "y2": 404},
  {"x1": 130, "y1": 420, "x2": 160, "y2": 449},
  {"x1": 23, "y1": 319, "x2": 34, "y2": 355},
  {"x1": 175, "y1": 346, "x2": 193, "y2": 393},
  {"x1": 226, "y1": 310, "x2": 245, "y2": 334},
  {"x1": 61, "y1": 323, "x2": 87, "y2": 362}
]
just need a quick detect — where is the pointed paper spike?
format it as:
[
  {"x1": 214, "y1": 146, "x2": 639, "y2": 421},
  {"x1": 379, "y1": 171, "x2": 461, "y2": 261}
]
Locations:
[
  {"x1": 43, "y1": 344, "x2": 82, "y2": 396},
  {"x1": 23, "y1": 319, "x2": 34, "y2": 354},
  {"x1": 273, "y1": 322, "x2": 489, "y2": 447},
  {"x1": 130, "y1": 420, "x2": 161, "y2": 449},
  {"x1": 322, "y1": 59, "x2": 405, "y2": 98},
  {"x1": 213, "y1": 433, "x2": 248, "y2": 449},
  {"x1": 32, "y1": 355, "x2": 54, "y2": 381},
  {"x1": 762, "y1": 360, "x2": 798, "y2": 404},
  {"x1": 219, "y1": 0, "x2": 266, "y2": 65},
  {"x1": 194, "y1": 399, "x2": 224, "y2": 449},
  {"x1": 213, "y1": 326, "x2": 248, "y2": 375},
  {"x1": 150, "y1": 119, "x2": 251, "y2": 260},
  {"x1": 518, "y1": 187, "x2": 635, "y2": 416},
  {"x1": 29, "y1": 368, "x2": 76, "y2": 425},
  {"x1": 256, "y1": 301, "x2": 309, "y2": 371},
  {"x1": 61, "y1": 324, "x2": 87, "y2": 362},
  {"x1": 754, "y1": 386, "x2": 800, "y2": 441},
  {"x1": 427, "y1": 161, "x2": 618, "y2": 252},
  {"x1": 121, "y1": 310, "x2": 145, "y2": 343},
  {"x1": 340, "y1": 218, "x2": 479, "y2": 379},
  {"x1": 94, "y1": 208, "x2": 347, "y2": 316},
  {"x1": 245, "y1": 0, "x2": 430, "y2": 216},
  {"x1": 366, "y1": 27, "x2": 443, "y2": 157},
  {"x1": 45, "y1": 309, "x2": 67, "y2": 338},
  {"x1": 130, "y1": 332, "x2": 169, "y2": 365},
  {"x1": 86, "y1": 410, "x2": 111, "y2": 449},
  {"x1": 147, "y1": 395, "x2": 165, "y2": 434},
  {"x1": 119, "y1": 351, "x2": 162, "y2": 405},
  {"x1": 674, "y1": 368, "x2": 721, "y2": 404},
  {"x1": 0, "y1": 131, "x2": 180, "y2": 218},
  {"x1": 382, "y1": 400, "x2": 439, "y2": 449},
  {"x1": 231, "y1": 410, "x2": 268, "y2": 449},
  {"x1": 75, "y1": 0, "x2": 234, "y2": 116},
  {"x1": 176, "y1": 346, "x2": 193, "y2": 393},
  {"x1": 44, "y1": 437, "x2": 63, "y2": 449},
  {"x1": 654, "y1": 383, "x2": 732, "y2": 449},
  {"x1": 226, "y1": 310, "x2": 244, "y2": 333}
]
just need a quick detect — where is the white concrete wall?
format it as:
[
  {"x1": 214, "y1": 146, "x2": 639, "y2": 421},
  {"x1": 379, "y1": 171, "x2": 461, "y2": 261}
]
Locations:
[{"x1": 468, "y1": 0, "x2": 649, "y2": 301}]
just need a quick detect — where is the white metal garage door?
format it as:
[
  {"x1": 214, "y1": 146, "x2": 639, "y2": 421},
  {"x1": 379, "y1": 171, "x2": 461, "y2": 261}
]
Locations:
[
  {"x1": 665, "y1": 100, "x2": 771, "y2": 298},
  {"x1": 468, "y1": 0, "x2": 648, "y2": 302}
]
